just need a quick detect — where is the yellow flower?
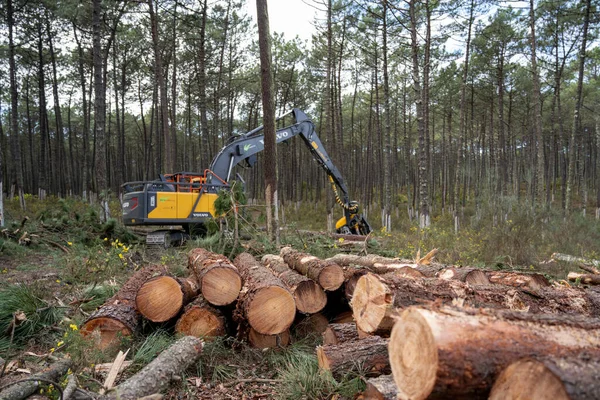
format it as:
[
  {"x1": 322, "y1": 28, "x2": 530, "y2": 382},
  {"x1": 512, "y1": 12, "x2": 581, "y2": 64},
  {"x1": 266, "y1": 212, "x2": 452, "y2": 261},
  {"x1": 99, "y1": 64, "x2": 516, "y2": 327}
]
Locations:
[
  {"x1": 338, "y1": 238, "x2": 344, "y2": 243},
  {"x1": 57, "y1": 341, "x2": 64, "y2": 347},
  {"x1": 50, "y1": 348, "x2": 55, "y2": 353},
  {"x1": 104, "y1": 238, "x2": 108, "y2": 241},
  {"x1": 70, "y1": 324, "x2": 78, "y2": 331},
  {"x1": 118, "y1": 254, "x2": 124, "y2": 260},
  {"x1": 67, "y1": 242, "x2": 73, "y2": 246},
  {"x1": 56, "y1": 279, "x2": 61, "y2": 283}
]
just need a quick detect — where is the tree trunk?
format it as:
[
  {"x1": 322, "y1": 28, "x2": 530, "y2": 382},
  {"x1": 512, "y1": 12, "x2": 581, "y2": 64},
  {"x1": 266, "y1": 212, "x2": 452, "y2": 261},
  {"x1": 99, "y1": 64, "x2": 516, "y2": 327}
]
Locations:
[
  {"x1": 322, "y1": 322, "x2": 362, "y2": 345},
  {"x1": 529, "y1": 0, "x2": 545, "y2": 206},
  {"x1": 317, "y1": 336, "x2": 389, "y2": 379},
  {"x1": 490, "y1": 353, "x2": 600, "y2": 400},
  {"x1": 175, "y1": 295, "x2": 226, "y2": 339},
  {"x1": 280, "y1": 247, "x2": 344, "y2": 291},
  {"x1": 187, "y1": 248, "x2": 242, "y2": 306},
  {"x1": 438, "y1": 267, "x2": 490, "y2": 285},
  {"x1": 388, "y1": 306, "x2": 600, "y2": 400},
  {"x1": 103, "y1": 336, "x2": 203, "y2": 400},
  {"x1": 261, "y1": 254, "x2": 327, "y2": 314},
  {"x1": 256, "y1": 0, "x2": 279, "y2": 244},
  {"x1": 135, "y1": 275, "x2": 199, "y2": 322},
  {"x1": 351, "y1": 273, "x2": 600, "y2": 335},
  {"x1": 82, "y1": 265, "x2": 168, "y2": 349},
  {"x1": 233, "y1": 252, "x2": 296, "y2": 335},
  {"x1": 92, "y1": 0, "x2": 107, "y2": 198}
]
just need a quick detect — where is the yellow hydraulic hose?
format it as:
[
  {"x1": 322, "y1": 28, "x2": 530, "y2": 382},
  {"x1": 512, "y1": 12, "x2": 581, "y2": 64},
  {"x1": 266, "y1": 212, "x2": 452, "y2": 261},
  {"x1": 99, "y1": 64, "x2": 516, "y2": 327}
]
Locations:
[{"x1": 328, "y1": 176, "x2": 358, "y2": 214}]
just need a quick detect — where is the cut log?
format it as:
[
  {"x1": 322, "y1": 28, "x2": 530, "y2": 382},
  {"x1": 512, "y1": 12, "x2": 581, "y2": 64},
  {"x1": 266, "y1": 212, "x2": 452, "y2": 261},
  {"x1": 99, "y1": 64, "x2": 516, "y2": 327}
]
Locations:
[
  {"x1": 567, "y1": 272, "x2": 600, "y2": 285},
  {"x1": 103, "y1": 336, "x2": 203, "y2": 400},
  {"x1": 175, "y1": 295, "x2": 226, "y2": 339},
  {"x1": 261, "y1": 254, "x2": 327, "y2": 314},
  {"x1": 280, "y1": 247, "x2": 344, "y2": 290},
  {"x1": 294, "y1": 312, "x2": 330, "y2": 337},
  {"x1": 188, "y1": 248, "x2": 242, "y2": 306},
  {"x1": 487, "y1": 271, "x2": 550, "y2": 293},
  {"x1": 233, "y1": 252, "x2": 296, "y2": 335},
  {"x1": 360, "y1": 375, "x2": 398, "y2": 400},
  {"x1": 0, "y1": 359, "x2": 71, "y2": 400},
  {"x1": 82, "y1": 265, "x2": 168, "y2": 349},
  {"x1": 388, "y1": 306, "x2": 600, "y2": 400},
  {"x1": 248, "y1": 328, "x2": 290, "y2": 349},
  {"x1": 135, "y1": 275, "x2": 198, "y2": 322},
  {"x1": 552, "y1": 253, "x2": 600, "y2": 273},
  {"x1": 317, "y1": 336, "x2": 389, "y2": 378},
  {"x1": 438, "y1": 267, "x2": 490, "y2": 285},
  {"x1": 343, "y1": 267, "x2": 369, "y2": 301},
  {"x1": 489, "y1": 353, "x2": 600, "y2": 400},
  {"x1": 351, "y1": 273, "x2": 600, "y2": 335},
  {"x1": 322, "y1": 322, "x2": 360, "y2": 345},
  {"x1": 328, "y1": 253, "x2": 419, "y2": 274}
]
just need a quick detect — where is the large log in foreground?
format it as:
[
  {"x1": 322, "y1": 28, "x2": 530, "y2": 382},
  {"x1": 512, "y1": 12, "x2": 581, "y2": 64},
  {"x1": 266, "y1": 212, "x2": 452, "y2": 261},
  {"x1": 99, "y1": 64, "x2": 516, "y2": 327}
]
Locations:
[
  {"x1": 489, "y1": 353, "x2": 600, "y2": 400},
  {"x1": 280, "y1": 247, "x2": 344, "y2": 291},
  {"x1": 351, "y1": 273, "x2": 600, "y2": 335},
  {"x1": 103, "y1": 336, "x2": 203, "y2": 400},
  {"x1": 175, "y1": 295, "x2": 226, "y2": 339},
  {"x1": 136, "y1": 275, "x2": 198, "y2": 322},
  {"x1": 82, "y1": 265, "x2": 168, "y2": 349},
  {"x1": 388, "y1": 306, "x2": 600, "y2": 400},
  {"x1": 188, "y1": 248, "x2": 242, "y2": 306},
  {"x1": 317, "y1": 336, "x2": 389, "y2": 379},
  {"x1": 233, "y1": 253, "x2": 296, "y2": 335},
  {"x1": 261, "y1": 254, "x2": 327, "y2": 314}
]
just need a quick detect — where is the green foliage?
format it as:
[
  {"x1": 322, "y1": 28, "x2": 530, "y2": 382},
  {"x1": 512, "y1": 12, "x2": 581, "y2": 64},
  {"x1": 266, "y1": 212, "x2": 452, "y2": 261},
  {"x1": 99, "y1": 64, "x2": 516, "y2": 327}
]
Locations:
[
  {"x1": 133, "y1": 330, "x2": 175, "y2": 366},
  {"x1": 61, "y1": 325, "x2": 121, "y2": 370},
  {"x1": 79, "y1": 283, "x2": 119, "y2": 312},
  {"x1": 63, "y1": 238, "x2": 135, "y2": 284},
  {"x1": 0, "y1": 284, "x2": 64, "y2": 347}
]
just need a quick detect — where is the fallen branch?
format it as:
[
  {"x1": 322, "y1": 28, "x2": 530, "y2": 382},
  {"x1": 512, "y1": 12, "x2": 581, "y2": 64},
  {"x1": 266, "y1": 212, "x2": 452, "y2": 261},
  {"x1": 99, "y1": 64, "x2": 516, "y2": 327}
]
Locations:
[
  {"x1": 551, "y1": 253, "x2": 600, "y2": 274},
  {"x1": 0, "y1": 358, "x2": 71, "y2": 400}
]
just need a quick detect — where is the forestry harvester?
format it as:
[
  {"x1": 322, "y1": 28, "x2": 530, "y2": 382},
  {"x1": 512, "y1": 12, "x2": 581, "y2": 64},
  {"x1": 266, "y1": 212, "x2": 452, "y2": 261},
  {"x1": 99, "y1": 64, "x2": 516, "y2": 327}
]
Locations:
[{"x1": 121, "y1": 109, "x2": 371, "y2": 246}]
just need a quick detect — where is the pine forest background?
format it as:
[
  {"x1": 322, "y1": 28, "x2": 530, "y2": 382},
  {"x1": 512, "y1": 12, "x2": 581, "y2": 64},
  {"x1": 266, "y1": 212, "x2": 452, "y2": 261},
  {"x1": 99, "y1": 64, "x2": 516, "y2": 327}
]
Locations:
[{"x1": 1, "y1": 0, "x2": 600, "y2": 233}]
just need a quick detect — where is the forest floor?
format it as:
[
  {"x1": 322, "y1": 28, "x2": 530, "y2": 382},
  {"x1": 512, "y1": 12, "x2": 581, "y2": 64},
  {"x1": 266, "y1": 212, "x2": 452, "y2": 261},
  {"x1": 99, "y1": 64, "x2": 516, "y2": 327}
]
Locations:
[{"x1": 0, "y1": 196, "x2": 598, "y2": 399}]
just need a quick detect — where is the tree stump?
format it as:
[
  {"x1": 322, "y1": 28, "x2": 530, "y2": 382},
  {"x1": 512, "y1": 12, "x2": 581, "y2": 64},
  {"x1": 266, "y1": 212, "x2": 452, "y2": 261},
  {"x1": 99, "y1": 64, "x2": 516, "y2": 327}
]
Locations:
[
  {"x1": 280, "y1": 247, "x2": 344, "y2": 290},
  {"x1": 188, "y1": 248, "x2": 242, "y2": 306},
  {"x1": 233, "y1": 252, "x2": 296, "y2": 335},
  {"x1": 261, "y1": 254, "x2": 327, "y2": 314}
]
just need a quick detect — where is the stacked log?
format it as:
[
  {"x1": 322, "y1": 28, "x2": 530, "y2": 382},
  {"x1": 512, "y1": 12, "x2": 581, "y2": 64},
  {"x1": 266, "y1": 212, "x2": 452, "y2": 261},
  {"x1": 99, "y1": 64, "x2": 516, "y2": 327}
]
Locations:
[
  {"x1": 351, "y1": 272, "x2": 600, "y2": 335},
  {"x1": 486, "y1": 271, "x2": 550, "y2": 293},
  {"x1": 317, "y1": 335, "x2": 389, "y2": 378},
  {"x1": 81, "y1": 265, "x2": 169, "y2": 349},
  {"x1": 248, "y1": 328, "x2": 291, "y2": 349},
  {"x1": 322, "y1": 322, "x2": 369, "y2": 345},
  {"x1": 261, "y1": 254, "x2": 327, "y2": 314},
  {"x1": 489, "y1": 353, "x2": 600, "y2": 400},
  {"x1": 135, "y1": 275, "x2": 199, "y2": 322},
  {"x1": 387, "y1": 306, "x2": 600, "y2": 400},
  {"x1": 188, "y1": 248, "x2": 242, "y2": 306},
  {"x1": 280, "y1": 247, "x2": 344, "y2": 290},
  {"x1": 175, "y1": 295, "x2": 226, "y2": 339},
  {"x1": 438, "y1": 267, "x2": 490, "y2": 285},
  {"x1": 233, "y1": 252, "x2": 296, "y2": 335}
]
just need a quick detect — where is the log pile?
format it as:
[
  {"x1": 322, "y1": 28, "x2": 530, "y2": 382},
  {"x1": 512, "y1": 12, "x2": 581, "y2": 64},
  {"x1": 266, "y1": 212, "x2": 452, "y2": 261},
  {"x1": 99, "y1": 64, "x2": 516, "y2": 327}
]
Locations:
[{"x1": 76, "y1": 247, "x2": 600, "y2": 400}]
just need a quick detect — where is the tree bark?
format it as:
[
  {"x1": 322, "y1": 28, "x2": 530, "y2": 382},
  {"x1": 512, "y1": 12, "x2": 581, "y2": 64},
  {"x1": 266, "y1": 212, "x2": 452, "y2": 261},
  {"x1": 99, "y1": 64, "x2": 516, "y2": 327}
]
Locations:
[
  {"x1": 175, "y1": 295, "x2": 226, "y2": 339},
  {"x1": 280, "y1": 247, "x2": 344, "y2": 291},
  {"x1": 103, "y1": 336, "x2": 203, "y2": 400},
  {"x1": 490, "y1": 353, "x2": 600, "y2": 400},
  {"x1": 322, "y1": 322, "x2": 362, "y2": 345},
  {"x1": 187, "y1": 248, "x2": 242, "y2": 306},
  {"x1": 317, "y1": 336, "x2": 389, "y2": 379},
  {"x1": 256, "y1": 0, "x2": 279, "y2": 244},
  {"x1": 0, "y1": 359, "x2": 72, "y2": 400},
  {"x1": 233, "y1": 252, "x2": 295, "y2": 335},
  {"x1": 92, "y1": 0, "x2": 107, "y2": 197},
  {"x1": 567, "y1": 272, "x2": 600, "y2": 285},
  {"x1": 248, "y1": 327, "x2": 290, "y2": 349},
  {"x1": 388, "y1": 306, "x2": 600, "y2": 400},
  {"x1": 361, "y1": 375, "x2": 398, "y2": 400},
  {"x1": 82, "y1": 265, "x2": 169, "y2": 349},
  {"x1": 135, "y1": 275, "x2": 199, "y2": 322},
  {"x1": 351, "y1": 273, "x2": 600, "y2": 335},
  {"x1": 486, "y1": 271, "x2": 550, "y2": 294},
  {"x1": 438, "y1": 267, "x2": 490, "y2": 285},
  {"x1": 261, "y1": 254, "x2": 327, "y2": 314}
]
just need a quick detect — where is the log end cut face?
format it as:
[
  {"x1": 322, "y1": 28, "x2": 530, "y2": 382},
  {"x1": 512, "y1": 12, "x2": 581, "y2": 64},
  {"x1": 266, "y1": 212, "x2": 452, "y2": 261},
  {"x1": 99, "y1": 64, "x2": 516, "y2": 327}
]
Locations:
[
  {"x1": 247, "y1": 286, "x2": 296, "y2": 335},
  {"x1": 388, "y1": 307, "x2": 438, "y2": 400},
  {"x1": 489, "y1": 359, "x2": 568, "y2": 400},
  {"x1": 136, "y1": 276, "x2": 184, "y2": 322},
  {"x1": 319, "y1": 263, "x2": 345, "y2": 291},
  {"x1": 81, "y1": 318, "x2": 132, "y2": 350},
  {"x1": 351, "y1": 273, "x2": 394, "y2": 333},
  {"x1": 248, "y1": 328, "x2": 291, "y2": 349},
  {"x1": 175, "y1": 308, "x2": 226, "y2": 339},
  {"x1": 295, "y1": 280, "x2": 327, "y2": 314},
  {"x1": 202, "y1": 267, "x2": 243, "y2": 306}
]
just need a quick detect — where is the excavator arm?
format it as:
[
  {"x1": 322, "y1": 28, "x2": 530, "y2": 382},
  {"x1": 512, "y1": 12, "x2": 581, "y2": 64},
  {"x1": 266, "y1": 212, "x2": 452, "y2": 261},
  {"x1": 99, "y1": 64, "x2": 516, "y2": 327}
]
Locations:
[{"x1": 209, "y1": 109, "x2": 371, "y2": 235}]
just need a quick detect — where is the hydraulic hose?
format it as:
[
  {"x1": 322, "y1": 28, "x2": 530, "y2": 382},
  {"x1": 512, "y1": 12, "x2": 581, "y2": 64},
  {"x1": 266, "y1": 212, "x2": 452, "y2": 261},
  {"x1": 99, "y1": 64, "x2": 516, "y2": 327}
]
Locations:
[{"x1": 328, "y1": 176, "x2": 358, "y2": 214}]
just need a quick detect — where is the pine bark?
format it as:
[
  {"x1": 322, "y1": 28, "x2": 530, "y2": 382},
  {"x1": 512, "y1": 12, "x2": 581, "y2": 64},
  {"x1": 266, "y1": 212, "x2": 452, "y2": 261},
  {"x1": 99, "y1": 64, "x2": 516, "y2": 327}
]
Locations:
[
  {"x1": 233, "y1": 252, "x2": 296, "y2": 335},
  {"x1": 188, "y1": 248, "x2": 242, "y2": 306},
  {"x1": 490, "y1": 353, "x2": 600, "y2": 400},
  {"x1": 280, "y1": 247, "x2": 344, "y2": 291},
  {"x1": 388, "y1": 306, "x2": 600, "y2": 400},
  {"x1": 361, "y1": 375, "x2": 398, "y2": 400},
  {"x1": 82, "y1": 265, "x2": 168, "y2": 349},
  {"x1": 317, "y1": 336, "x2": 389, "y2": 379},
  {"x1": 351, "y1": 273, "x2": 600, "y2": 335},
  {"x1": 322, "y1": 322, "x2": 361, "y2": 345},
  {"x1": 261, "y1": 254, "x2": 327, "y2": 314},
  {"x1": 438, "y1": 267, "x2": 490, "y2": 285}
]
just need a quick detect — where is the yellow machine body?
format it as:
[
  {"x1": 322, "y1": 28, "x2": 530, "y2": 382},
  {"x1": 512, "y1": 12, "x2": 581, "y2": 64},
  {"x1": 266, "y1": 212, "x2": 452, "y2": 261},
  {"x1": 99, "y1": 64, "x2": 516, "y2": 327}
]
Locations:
[{"x1": 146, "y1": 192, "x2": 218, "y2": 220}]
